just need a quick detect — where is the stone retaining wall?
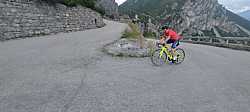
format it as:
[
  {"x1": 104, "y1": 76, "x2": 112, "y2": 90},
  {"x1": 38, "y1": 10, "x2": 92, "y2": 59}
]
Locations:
[{"x1": 0, "y1": 0, "x2": 105, "y2": 41}]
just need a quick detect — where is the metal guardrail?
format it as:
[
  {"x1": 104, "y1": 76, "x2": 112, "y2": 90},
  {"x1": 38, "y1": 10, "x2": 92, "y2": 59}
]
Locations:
[{"x1": 181, "y1": 36, "x2": 250, "y2": 51}]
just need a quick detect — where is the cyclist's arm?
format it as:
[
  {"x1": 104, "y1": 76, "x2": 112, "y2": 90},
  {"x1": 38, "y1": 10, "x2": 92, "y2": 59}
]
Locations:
[
  {"x1": 160, "y1": 35, "x2": 170, "y2": 44},
  {"x1": 159, "y1": 36, "x2": 166, "y2": 44},
  {"x1": 166, "y1": 36, "x2": 170, "y2": 41}
]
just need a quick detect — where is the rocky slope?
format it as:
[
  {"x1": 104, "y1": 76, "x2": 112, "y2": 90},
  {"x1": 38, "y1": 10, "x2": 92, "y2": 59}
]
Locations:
[
  {"x1": 119, "y1": 0, "x2": 250, "y2": 37},
  {"x1": 239, "y1": 10, "x2": 250, "y2": 21},
  {"x1": 96, "y1": 0, "x2": 119, "y2": 18}
]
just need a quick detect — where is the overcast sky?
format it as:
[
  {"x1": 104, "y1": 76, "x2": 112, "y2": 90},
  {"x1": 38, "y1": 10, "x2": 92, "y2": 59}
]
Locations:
[
  {"x1": 115, "y1": 0, "x2": 126, "y2": 5},
  {"x1": 115, "y1": 0, "x2": 250, "y2": 13},
  {"x1": 218, "y1": 0, "x2": 250, "y2": 13}
]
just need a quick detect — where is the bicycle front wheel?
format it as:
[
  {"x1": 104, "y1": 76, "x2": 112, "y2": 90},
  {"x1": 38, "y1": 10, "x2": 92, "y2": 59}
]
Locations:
[
  {"x1": 151, "y1": 49, "x2": 167, "y2": 66},
  {"x1": 174, "y1": 48, "x2": 185, "y2": 64}
]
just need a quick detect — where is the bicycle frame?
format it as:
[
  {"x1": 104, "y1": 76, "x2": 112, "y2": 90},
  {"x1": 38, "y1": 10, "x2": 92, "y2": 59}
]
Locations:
[
  {"x1": 151, "y1": 43, "x2": 185, "y2": 66},
  {"x1": 159, "y1": 44, "x2": 173, "y2": 62}
]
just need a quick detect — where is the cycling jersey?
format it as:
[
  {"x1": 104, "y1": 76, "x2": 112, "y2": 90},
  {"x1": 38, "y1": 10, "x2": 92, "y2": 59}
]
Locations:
[{"x1": 164, "y1": 29, "x2": 181, "y2": 41}]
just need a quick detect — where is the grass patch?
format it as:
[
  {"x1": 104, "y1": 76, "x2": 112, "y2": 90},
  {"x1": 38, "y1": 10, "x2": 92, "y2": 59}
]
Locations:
[
  {"x1": 143, "y1": 31, "x2": 156, "y2": 39},
  {"x1": 121, "y1": 23, "x2": 141, "y2": 39}
]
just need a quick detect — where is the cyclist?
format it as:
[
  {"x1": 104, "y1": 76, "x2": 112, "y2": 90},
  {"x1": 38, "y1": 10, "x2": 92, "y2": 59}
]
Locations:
[{"x1": 159, "y1": 26, "x2": 182, "y2": 61}]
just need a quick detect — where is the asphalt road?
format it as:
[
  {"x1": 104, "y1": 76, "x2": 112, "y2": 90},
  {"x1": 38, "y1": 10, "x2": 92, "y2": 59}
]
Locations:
[{"x1": 1, "y1": 20, "x2": 250, "y2": 112}]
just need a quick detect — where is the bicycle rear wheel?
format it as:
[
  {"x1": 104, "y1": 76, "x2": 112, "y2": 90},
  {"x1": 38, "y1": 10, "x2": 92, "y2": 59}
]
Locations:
[
  {"x1": 174, "y1": 48, "x2": 185, "y2": 64},
  {"x1": 151, "y1": 49, "x2": 167, "y2": 66}
]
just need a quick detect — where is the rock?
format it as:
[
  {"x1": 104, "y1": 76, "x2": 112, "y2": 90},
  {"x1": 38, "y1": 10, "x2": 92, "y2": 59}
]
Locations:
[
  {"x1": 178, "y1": 0, "x2": 240, "y2": 35},
  {"x1": 104, "y1": 39, "x2": 157, "y2": 57},
  {"x1": 119, "y1": 0, "x2": 249, "y2": 37},
  {"x1": 96, "y1": 0, "x2": 119, "y2": 18}
]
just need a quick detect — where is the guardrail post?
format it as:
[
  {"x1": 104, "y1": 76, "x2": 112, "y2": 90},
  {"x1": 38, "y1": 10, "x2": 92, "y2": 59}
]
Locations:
[
  {"x1": 226, "y1": 39, "x2": 229, "y2": 45},
  {"x1": 244, "y1": 41, "x2": 248, "y2": 45},
  {"x1": 189, "y1": 38, "x2": 192, "y2": 41},
  {"x1": 218, "y1": 38, "x2": 224, "y2": 44},
  {"x1": 209, "y1": 38, "x2": 212, "y2": 43},
  {"x1": 197, "y1": 38, "x2": 200, "y2": 42}
]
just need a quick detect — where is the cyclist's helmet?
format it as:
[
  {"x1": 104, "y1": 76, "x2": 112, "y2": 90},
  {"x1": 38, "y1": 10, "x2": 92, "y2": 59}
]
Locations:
[{"x1": 161, "y1": 25, "x2": 170, "y2": 30}]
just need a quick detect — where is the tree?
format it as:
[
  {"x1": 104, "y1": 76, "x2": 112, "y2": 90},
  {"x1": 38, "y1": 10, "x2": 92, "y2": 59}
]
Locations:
[
  {"x1": 43, "y1": 0, "x2": 97, "y2": 9},
  {"x1": 64, "y1": 0, "x2": 96, "y2": 9}
]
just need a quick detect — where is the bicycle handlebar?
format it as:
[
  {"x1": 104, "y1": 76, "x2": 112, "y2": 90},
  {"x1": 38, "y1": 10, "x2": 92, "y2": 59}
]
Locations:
[{"x1": 156, "y1": 42, "x2": 172, "y2": 49}]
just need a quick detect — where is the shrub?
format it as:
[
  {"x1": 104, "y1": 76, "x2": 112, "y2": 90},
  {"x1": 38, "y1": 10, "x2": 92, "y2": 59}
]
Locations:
[
  {"x1": 121, "y1": 23, "x2": 141, "y2": 39},
  {"x1": 64, "y1": 0, "x2": 106, "y2": 15},
  {"x1": 146, "y1": 39, "x2": 157, "y2": 55},
  {"x1": 93, "y1": 6, "x2": 105, "y2": 16},
  {"x1": 63, "y1": 0, "x2": 96, "y2": 9},
  {"x1": 143, "y1": 31, "x2": 156, "y2": 38}
]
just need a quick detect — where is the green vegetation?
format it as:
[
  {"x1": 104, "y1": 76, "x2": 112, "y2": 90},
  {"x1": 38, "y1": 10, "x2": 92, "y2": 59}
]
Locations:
[
  {"x1": 63, "y1": 0, "x2": 96, "y2": 9},
  {"x1": 143, "y1": 31, "x2": 156, "y2": 39},
  {"x1": 44, "y1": 0, "x2": 105, "y2": 15},
  {"x1": 120, "y1": 0, "x2": 174, "y2": 16},
  {"x1": 202, "y1": 30, "x2": 216, "y2": 36},
  {"x1": 64, "y1": 0, "x2": 106, "y2": 15},
  {"x1": 93, "y1": 6, "x2": 105, "y2": 16},
  {"x1": 215, "y1": 27, "x2": 248, "y2": 37},
  {"x1": 121, "y1": 23, "x2": 141, "y2": 39},
  {"x1": 119, "y1": 0, "x2": 184, "y2": 22},
  {"x1": 227, "y1": 10, "x2": 250, "y2": 31}
]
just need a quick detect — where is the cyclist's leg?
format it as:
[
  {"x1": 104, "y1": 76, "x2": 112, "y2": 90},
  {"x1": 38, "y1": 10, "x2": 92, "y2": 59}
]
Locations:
[
  {"x1": 171, "y1": 40, "x2": 179, "y2": 60},
  {"x1": 166, "y1": 39, "x2": 174, "y2": 59},
  {"x1": 166, "y1": 39, "x2": 173, "y2": 45},
  {"x1": 172, "y1": 40, "x2": 179, "y2": 49}
]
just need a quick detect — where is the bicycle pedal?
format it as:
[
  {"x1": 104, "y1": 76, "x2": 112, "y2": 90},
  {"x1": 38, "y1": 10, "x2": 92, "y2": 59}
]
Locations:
[{"x1": 168, "y1": 58, "x2": 171, "y2": 61}]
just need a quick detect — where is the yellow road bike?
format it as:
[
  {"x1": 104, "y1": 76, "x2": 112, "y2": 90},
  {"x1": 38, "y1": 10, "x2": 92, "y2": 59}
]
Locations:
[{"x1": 151, "y1": 43, "x2": 185, "y2": 66}]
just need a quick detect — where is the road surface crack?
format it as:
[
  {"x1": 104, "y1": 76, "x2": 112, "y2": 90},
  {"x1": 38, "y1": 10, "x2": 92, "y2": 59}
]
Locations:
[{"x1": 61, "y1": 73, "x2": 87, "y2": 112}]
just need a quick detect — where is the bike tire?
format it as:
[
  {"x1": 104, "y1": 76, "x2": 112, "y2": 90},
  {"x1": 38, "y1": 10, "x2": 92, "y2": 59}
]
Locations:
[
  {"x1": 174, "y1": 48, "x2": 185, "y2": 64},
  {"x1": 151, "y1": 49, "x2": 167, "y2": 66}
]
